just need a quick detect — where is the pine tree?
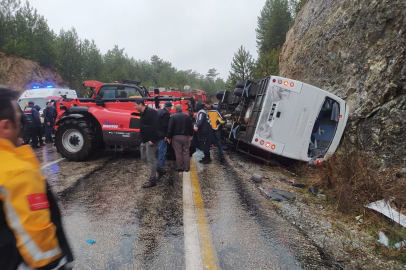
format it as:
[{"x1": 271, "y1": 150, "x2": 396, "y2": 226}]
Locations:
[
  {"x1": 256, "y1": 0, "x2": 292, "y2": 55},
  {"x1": 206, "y1": 68, "x2": 219, "y2": 81},
  {"x1": 226, "y1": 46, "x2": 254, "y2": 90},
  {"x1": 254, "y1": 47, "x2": 281, "y2": 78}
]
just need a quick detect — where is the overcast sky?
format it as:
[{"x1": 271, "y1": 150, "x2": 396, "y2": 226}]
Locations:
[{"x1": 28, "y1": 0, "x2": 266, "y2": 81}]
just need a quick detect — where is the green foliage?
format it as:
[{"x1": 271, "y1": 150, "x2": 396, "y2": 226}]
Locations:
[
  {"x1": 244, "y1": 0, "x2": 297, "y2": 79},
  {"x1": 256, "y1": 0, "x2": 292, "y2": 55},
  {"x1": 226, "y1": 46, "x2": 254, "y2": 90},
  {"x1": 0, "y1": 0, "x2": 225, "y2": 96},
  {"x1": 254, "y1": 47, "x2": 281, "y2": 78}
]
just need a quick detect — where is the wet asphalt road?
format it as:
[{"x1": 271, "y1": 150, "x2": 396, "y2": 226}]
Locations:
[{"x1": 34, "y1": 144, "x2": 340, "y2": 270}]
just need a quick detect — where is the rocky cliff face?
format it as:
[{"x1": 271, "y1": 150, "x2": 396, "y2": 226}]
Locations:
[
  {"x1": 0, "y1": 53, "x2": 66, "y2": 93},
  {"x1": 280, "y1": 0, "x2": 406, "y2": 165}
]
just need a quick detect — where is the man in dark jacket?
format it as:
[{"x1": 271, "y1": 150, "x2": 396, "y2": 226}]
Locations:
[
  {"x1": 34, "y1": 105, "x2": 45, "y2": 146},
  {"x1": 193, "y1": 101, "x2": 213, "y2": 164},
  {"x1": 157, "y1": 101, "x2": 172, "y2": 171},
  {"x1": 43, "y1": 102, "x2": 55, "y2": 143},
  {"x1": 167, "y1": 104, "x2": 194, "y2": 172},
  {"x1": 135, "y1": 100, "x2": 161, "y2": 188},
  {"x1": 24, "y1": 101, "x2": 42, "y2": 148},
  {"x1": 20, "y1": 107, "x2": 31, "y2": 145}
]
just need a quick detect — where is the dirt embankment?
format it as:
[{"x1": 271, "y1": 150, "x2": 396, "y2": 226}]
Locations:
[{"x1": 0, "y1": 52, "x2": 66, "y2": 93}]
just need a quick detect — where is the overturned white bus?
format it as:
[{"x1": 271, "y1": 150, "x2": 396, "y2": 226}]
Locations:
[{"x1": 216, "y1": 76, "x2": 349, "y2": 163}]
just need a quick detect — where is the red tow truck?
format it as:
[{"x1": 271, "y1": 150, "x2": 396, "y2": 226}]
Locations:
[{"x1": 54, "y1": 80, "x2": 195, "y2": 161}]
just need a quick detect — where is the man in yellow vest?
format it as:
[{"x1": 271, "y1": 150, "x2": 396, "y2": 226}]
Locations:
[
  {"x1": 206, "y1": 100, "x2": 226, "y2": 163},
  {"x1": 0, "y1": 87, "x2": 73, "y2": 270}
]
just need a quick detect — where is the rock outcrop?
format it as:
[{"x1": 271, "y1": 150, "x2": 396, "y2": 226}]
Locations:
[
  {"x1": 0, "y1": 52, "x2": 66, "y2": 93},
  {"x1": 280, "y1": 0, "x2": 406, "y2": 165}
]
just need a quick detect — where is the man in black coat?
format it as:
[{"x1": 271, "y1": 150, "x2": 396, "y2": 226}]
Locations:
[
  {"x1": 34, "y1": 104, "x2": 44, "y2": 146},
  {"x1": 24, "y1": 101, "x2": 42, "y2": 148},
  {"x1": 43, "y1": 102, "x2": 55, "y2": 143},
  {"x1": 135, "y1": 100, "x2": 161, "y2": 188},
  {"x1": 166, "y1": 104, "x2": 194, "y2": 172},
  {"x1": 193, "y1": 101, "x2": 213, "y2": 164},
  {"x1": 157, "y1": 101, "x2": 172, "y2": 171},
  {"x1": 20, "y1": 107, "x2": 31, "y2": 145}
]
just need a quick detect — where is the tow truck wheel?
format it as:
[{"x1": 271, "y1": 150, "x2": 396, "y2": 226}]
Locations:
[{"x1": 55, "y1": 119, "x2": 95, "y2": 161}]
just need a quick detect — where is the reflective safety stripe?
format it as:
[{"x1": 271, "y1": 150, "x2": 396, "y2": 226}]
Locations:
[{"x1": 0, "y1": 186, "x2": 61, "y2": 263}]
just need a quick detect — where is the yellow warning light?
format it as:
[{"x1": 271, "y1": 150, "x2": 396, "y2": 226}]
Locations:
[
  {"x1": 265, "y1": 142, "x2": 271, "y2": 147},
  {"x1": 284, "y1": 81, "x2": 288, "y2": 86}
]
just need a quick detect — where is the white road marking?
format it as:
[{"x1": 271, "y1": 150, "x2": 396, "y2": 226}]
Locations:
[
  {"x1": 183, "y1": 171, "x2": 204, "y2": 270},
  {"x1": 41, "y1": 158, "x2": 65, "y2": 169}
]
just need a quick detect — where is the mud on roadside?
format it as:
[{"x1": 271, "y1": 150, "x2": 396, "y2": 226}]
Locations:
[{"x1": 210, "y1": 149, "x2": 403, "y2": 270}]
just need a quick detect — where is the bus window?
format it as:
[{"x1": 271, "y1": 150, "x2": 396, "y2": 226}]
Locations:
[{"x1": 308, "y1": 98, "x2": 340, "y2": 158}]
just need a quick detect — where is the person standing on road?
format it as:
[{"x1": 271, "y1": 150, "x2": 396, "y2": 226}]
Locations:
[
  {"x1": 20, "y1": 107, "x2": 32, "y2": 145},
  {"x1": 0, "y1": 86, "x2": 74, "y2": 270},
  {"x1": 157, "y1": 101, "x2": 172, "y2": 171},
  {"x1": 166, "y1": 104, "x2": 194, "y2": 172},
  {"x1": 207, "y1": 103, "x2": 226, "y2": 163},
  {"x1": 193, "y1": 100, "x2": 213, "y2": 164},
  {"x1": 24, "y1": 101, "x2": 42, "y2": 148},
  {"x1": 135, "y1": 100, "x2": 161, "y2": 188},
  {"x1": 34, "y1": 104, "x2": 45, "y2": 146},
  {"x1": 43, "y1": 102, "x2": 55, "y2": 143}
]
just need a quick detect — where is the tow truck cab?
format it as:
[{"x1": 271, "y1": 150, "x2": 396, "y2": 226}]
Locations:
[{"x1": 219, "y1": 76, "x2": 349, "y2": 163}]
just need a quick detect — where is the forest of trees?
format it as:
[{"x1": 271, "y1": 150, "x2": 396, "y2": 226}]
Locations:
[
  {"x1": 226, "y1": 0, "x2": 307, "y2": 90},
  {"x1": 0, "y1": 0, "x2": 306, "y2": 96},
  {"x1": 0, "y1": 0, "x2": 226, "y2": 96}
]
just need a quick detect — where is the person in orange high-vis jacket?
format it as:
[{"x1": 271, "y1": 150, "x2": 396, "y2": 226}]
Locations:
[
  {"x1": 0, "y1": 87, "x2": 73, "y2": 270},
  {"x1": 206, "y1": 101, "x2": 226, "y2": 163}
]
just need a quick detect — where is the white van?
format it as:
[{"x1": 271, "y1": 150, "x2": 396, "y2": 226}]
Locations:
[
  {"x1": 219, "y1": 76, "x2": 349, "y2": 163},
  {"x1": 18, "y1": 86, "x2": 77, "y2": 124}
]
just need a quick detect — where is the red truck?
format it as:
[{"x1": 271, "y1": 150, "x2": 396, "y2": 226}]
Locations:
[{"x1": 54, "y1": 80, "x2": 195, "y2": 161}]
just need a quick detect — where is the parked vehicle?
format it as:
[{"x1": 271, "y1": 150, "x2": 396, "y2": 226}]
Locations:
[
  {"x1": 18, "y1": 86, "x2": 78, "y2": 133},
  {"x1": 149, "y1": 87, "x2": 207, "y2": 102},
  {"x1": 54, "y1": 80, "x2": 195, "y2": 161},
  {"x1": 216, "y1": 76, "x2": 349, "y2": 163}
]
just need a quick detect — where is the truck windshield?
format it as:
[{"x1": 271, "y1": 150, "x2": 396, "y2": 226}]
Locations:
[
  {"x1": 308, "y1": 98, "x2": 340, "y2": 158},
  {"x1": 99, "y1": 86, "x2": 143, "y2": 98}
]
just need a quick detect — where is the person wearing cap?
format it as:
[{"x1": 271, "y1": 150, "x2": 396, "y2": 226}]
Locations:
[
  {"x1": 206, "y1": 101, "x2": 226, "y2": 163},
  {"x1": 24, "y1": 101, "x2": 42, "y2": 148},
  {"x1": 193, "y1": 100, "x2": 214, "y2": 164},
  {"x1": 157, "y1": 101, "x2": 172, "y2": 175}
]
